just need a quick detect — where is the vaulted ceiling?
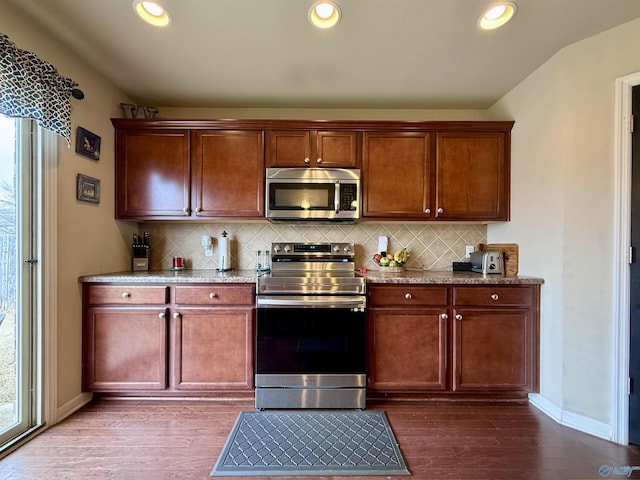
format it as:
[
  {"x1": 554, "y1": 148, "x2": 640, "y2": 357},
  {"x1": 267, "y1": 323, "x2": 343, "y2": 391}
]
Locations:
[{"x1": 10, "y1": 0, "x2": 640, "y2": 109}]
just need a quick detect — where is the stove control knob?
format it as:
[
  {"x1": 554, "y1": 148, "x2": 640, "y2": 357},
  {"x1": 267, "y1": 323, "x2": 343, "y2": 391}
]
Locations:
[
  {"x1": 283, "y1": 245, "x2": 291, "y2": 253},
  {"x1": 343, "y1": 245, "x2": 351, "y2": 253},
  {"x1": 273, "y1": 244, "x2": 281, "y2": 253},
  {"x1": 333, "y1": 245, "x2": 340, "y2": 253}
]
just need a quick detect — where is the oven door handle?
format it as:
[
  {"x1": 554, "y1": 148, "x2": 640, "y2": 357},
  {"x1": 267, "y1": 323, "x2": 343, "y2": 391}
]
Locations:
[
  {"x1": 334, "y1": 181, "x2": 340, "y2": 214},
  {"x1": 257, "y1": 295, "x2": 366, "y2": 309}
]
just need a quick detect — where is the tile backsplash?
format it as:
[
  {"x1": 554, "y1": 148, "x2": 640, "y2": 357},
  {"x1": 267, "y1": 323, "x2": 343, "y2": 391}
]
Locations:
[{"x1": 140, "y1": 222, "x2": 486, "y2": 272}]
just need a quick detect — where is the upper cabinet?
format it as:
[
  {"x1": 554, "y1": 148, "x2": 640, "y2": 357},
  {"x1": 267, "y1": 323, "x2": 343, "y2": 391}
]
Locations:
[
  {"x1": 112, "y1": 119, "x2": 512, "y2": 222},
  {"x1": 362, "y1": 132, "x2": 433, "y2": 218},
  {"x1": 115, "y1": 128, "x2": 191, "y2": 219},
  {"x1": 266, "y1": 130, "x2": 359, "y2": 168},
  {"x1": 362, "y1": 123, "x2": 511, "y2": 221},
  {"x1": 435, "y1": 131, "x2": 508, "y2": 221},
  {"x1": 113, "y1": 120, "x2": 265, "y2": 220},
  {"x1": 191, "y1": 130, "x2": 264, "y2": 218}
]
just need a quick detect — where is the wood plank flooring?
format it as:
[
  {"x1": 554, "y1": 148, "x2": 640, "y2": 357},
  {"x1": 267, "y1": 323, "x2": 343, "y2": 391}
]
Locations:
[{"x1": 2, "y1": 398, "x2": 640, "y2": 479}]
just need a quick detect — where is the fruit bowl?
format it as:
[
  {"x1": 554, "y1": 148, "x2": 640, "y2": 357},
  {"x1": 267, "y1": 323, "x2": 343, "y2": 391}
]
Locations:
[
  {"x1": 372, "y1": 248, "x2": 409, "y2": 274},
  {"x1": 378, "y1": 265, "x2": 405, "y2": 275}
]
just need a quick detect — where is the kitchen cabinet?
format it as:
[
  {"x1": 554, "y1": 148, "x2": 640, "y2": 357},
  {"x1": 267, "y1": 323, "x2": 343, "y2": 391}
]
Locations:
[
  {"x1": 452, "y1": 286, "x2": 537, "y2": 391},
  {"x1": 171, "y1": 285, "x2": 254, "y2": 390},
  {"x1": 362, "y1": 128, "x2": 510, "y2": 221},
  {"x1": 435, "y1": 132, "x2": 509, "y2": 221},
  {"x1": 367, "y1": 283, "x2": 539, "y2": 395},
  {"x1": 82, "y1": 283, "x2": 255, "y2": 394},
  {"x1": 266, "y1": 130, "x2": 359, "y2": 168},
  {"x1": 362, "y1": 132, "x2": 433, "y2": 218},
  {"x1": 191, "y1": 130, "x2": 264, "y2": 217},
  {"x1": 367, "y1": 285, "x2": 448, "y2": 391},
  {"x1": 83, "y1": 285, "x2": 170, "y2": 391},
  {"x1": 115, "y1": 128, "x2": 191, "y2": 219},
  {"x1": 113, "y1": 120, "x2": 264, "y2": 220}
]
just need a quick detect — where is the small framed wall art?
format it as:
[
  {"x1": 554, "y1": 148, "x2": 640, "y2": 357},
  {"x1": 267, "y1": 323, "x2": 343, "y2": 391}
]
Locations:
[
  {"x1": 76, "y1": 174, "x2": 100, "y2": 203},
  {"x1": 75, "y1": 126, "x2": 101, "y2": 160}
]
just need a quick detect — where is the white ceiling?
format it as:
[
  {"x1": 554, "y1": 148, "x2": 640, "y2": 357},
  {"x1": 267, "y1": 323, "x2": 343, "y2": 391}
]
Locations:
[{"x1": 10, "y1": 0, "x2": 640, "y2": 109}]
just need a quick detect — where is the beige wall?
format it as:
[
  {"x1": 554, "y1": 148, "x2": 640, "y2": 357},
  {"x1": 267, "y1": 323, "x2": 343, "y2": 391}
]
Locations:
[
  {"x1": 488, "y1": 17, "x2": 640, "y2": 424},
  {"x1": 1, "y1": 4, "x2": 137, "y2": 414}
]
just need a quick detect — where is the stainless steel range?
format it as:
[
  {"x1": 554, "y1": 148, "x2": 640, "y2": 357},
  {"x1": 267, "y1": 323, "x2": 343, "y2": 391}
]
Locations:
[{"x1": 255, "y1": 242, "x2": 366, "y2": 410}]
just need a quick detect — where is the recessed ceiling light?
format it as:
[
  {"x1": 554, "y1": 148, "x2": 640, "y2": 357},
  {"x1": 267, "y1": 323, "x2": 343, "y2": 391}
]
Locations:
[
  {"x1": 309, "y1": 1, "x2": 341, "y2": 29},
  {"x1": 478, "y1": 2, "x2": 517, "y2": 30},
  {"x1": 133, "y1": 0, "x2": 171, "y2": 27}
]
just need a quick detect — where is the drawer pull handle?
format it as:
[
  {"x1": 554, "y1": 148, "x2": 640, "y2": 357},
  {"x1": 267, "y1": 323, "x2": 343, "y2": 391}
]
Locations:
[
  {"x1": 209, "y1": 292, "x2": 217, "y2": 299},
  {"x1": 491, "y1": 294, "x2": 499, "y2": 301},
  {"x1": 440, "y1": 313, "x2": 448, "y2": 320},
  {"x1": 404, "y1": 293, "x2": 412, "y2": 300},
  {"x1": 455, "y1": 314, "x2": 463, "y2": 321},
  {"x1": 121, "y1": 292, "x2": 130, "y2": 298},
  {"x1": 173, "y1": 312, "x2": 181, "y2": 319}
]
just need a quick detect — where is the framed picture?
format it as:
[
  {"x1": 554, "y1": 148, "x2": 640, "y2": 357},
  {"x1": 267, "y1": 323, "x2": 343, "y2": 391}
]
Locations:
[
  {"x1": 76, "y1": 174, "x2": 100, "y2": 203},
  {"x1": 75, "y1": 126, "x2": 101, "y2": 160}
]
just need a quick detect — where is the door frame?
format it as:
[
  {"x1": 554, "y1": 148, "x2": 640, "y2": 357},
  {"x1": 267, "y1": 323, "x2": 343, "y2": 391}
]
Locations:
[{"x1": 612, "y1": 71, "x2": 640, "y2": 445}]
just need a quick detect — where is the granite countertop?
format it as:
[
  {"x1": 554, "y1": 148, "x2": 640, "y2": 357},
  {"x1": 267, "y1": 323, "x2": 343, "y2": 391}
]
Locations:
[{"x1": 79, "y1": 268, "x2": 543, "y2": 285}]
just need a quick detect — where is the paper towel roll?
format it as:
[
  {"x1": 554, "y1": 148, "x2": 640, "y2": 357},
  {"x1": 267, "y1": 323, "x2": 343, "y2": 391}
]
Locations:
[{"x1": 218, "y1": 232, "x2": 231, "y2": 271}]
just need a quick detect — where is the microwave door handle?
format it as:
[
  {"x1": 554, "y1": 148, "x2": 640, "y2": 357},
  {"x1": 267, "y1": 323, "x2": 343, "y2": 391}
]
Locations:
[{"x1": 334, "y1": 181, "x2": 340, "y2": 214}]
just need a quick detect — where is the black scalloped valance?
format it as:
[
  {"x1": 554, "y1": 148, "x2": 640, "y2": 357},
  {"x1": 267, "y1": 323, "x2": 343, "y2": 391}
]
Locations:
[{"x1": 0, "y1": 33, "x2": 78, "y2": 144}]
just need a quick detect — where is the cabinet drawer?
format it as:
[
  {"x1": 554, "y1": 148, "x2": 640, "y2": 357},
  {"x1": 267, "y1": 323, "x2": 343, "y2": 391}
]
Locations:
[
  {"x1": 87, "y1": 285, "x2": 168, "y2": 305},
  {"x1": 368, "y1": 285, "x2": 448, "y2": 307},
  {"x1": 174, "y1": 284, "x2": 255, "y2": 305},
  {"x1": 454, "y1": 286, "x2": 533, "y2": 307}
]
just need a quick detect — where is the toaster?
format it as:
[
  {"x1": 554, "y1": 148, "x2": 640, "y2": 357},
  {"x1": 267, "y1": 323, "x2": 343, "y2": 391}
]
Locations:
[{"x1": 470, "y1": 251, "x2": 504, "y2": 274}]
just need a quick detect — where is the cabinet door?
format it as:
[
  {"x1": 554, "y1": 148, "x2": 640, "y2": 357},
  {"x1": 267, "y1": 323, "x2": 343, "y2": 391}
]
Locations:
[
  {"x1": 83, "y1": 307, "x2": 168, "y2": 391},
  {"x1": 452, "y1": 308, "x2": 531, "y2": 391},
  {"x1": 266, "y1": 130, "x2": 312, "y2": 167},
  {"x1": 192, "y1": 130, "x2": 264, "y2": 217},
  {"x1": 362, "y1": 132, "x2": 433, "y2": 218},
  {"x1": 315, "y1": 131, "x2": 359, "y2": 167},
  {"x1": 368, "y1": 308, "x2": 447, "y2": 391},
  {"x1": 435, "y1": 132, "x2": 508, "y2": 220},
  {"x1": 115, "y1": 129, "x2": 190, "y2": 219},
  {"x1": 171, "y1": 307, "x2": 253, "y2": 390}
]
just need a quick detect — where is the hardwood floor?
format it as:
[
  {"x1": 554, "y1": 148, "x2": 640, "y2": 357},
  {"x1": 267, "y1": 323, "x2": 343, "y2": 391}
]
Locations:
[{"x1": 1, "y1": 398, "x2": 640, "y2": 479}]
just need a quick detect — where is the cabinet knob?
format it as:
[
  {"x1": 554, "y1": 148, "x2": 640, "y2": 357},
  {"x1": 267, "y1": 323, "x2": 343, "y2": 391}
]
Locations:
[
  {"x1": 455, "y1": 314, "x2": 463, "y2": 321},
  {"x1": 195, "y1": 207, "x2": 202, "y2": 213},
  {"x1": 121, "y1": 292, "x2": 130, "y2": 298},
  {"x1": 437, "y1": 207, "x2": 444, "y2": 214},
  {"x1": 173, "y1": 312, "x2": 181, "y2": 319},
  {"x1": 424, "y1": 208, "x2": 431, "y2": 214},
  {"x1": 440, "y1": 313, "x2": 448, "y2": 320},
  {"x1": 158, "y1": 312, "x2": 165, "y2": 319},
  {"x1": 316, "y1": 158, "x2": 322, "y2": 164},
  {"x1": 209, "y1": 292, "x2": 217, "y2": 299},
  {"x1": 404, "y1": 293, "x2": 412, "y2": 300},
  {"x1": 304, "y1": 157, "x2": 310, "y2": 164},
  {"x1": 183, "y1": 207, "x2": 190, "y2": 214},
  {"x1": 490, "y1": 293, "x2": 499, "y2": 301}
]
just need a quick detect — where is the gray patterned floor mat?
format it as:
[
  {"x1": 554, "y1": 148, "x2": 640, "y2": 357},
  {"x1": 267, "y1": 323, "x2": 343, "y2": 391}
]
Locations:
[{"x1": 211, "y1": 410, "x2": 410, "y2": 476}]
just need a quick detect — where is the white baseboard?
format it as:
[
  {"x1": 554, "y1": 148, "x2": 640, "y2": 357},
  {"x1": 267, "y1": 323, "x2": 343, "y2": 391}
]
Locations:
[
  {"x1": 529, "y1": 393, "x2": 613, "y2": 441},
  {"x1": 55, "y1": 392, "x2": 93, "y2": 424}
]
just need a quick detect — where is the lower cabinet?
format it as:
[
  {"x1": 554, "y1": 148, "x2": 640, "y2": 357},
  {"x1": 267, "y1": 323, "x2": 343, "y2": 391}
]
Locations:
[
  {"x1": 83, "y1": 306, "x2": 168, "y2": 391},
  {"x1": 82, "y1": 283, "x2": 255, "y2": 394},
  {"x1": 367, "y1": 284, "x2": 539, "y2": 395}
]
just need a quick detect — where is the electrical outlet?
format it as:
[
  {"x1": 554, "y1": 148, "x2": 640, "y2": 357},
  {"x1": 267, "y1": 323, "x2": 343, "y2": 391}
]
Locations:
[{"x1": 465, "y1": 245, "x2": 475, "y2": 258}]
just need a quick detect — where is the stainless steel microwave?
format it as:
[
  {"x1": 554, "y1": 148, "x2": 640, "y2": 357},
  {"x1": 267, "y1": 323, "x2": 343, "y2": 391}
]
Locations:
[{"x1": 265, "y1": 168, "x2": 360, "y2": 222}]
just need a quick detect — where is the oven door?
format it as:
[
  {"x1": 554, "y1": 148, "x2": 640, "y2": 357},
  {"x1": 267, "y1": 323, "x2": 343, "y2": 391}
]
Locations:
[{"x1": 256, "y1": 297, "x2": 366, "y2": 376}]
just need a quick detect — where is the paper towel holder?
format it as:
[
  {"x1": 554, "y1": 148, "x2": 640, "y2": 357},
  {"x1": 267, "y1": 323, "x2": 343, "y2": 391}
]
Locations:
[{"x1": 217, "y1": 230, "x2": 233, "y2": 272}]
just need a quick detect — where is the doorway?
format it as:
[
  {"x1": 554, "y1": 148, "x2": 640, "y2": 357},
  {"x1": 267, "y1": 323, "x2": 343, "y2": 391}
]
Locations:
[
  {"x1": 629, "y1": 86, "x2": 640, "y2": 445},
  {"x1": 0, "y1": 115, "x2": 39, "y2": 450}
]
